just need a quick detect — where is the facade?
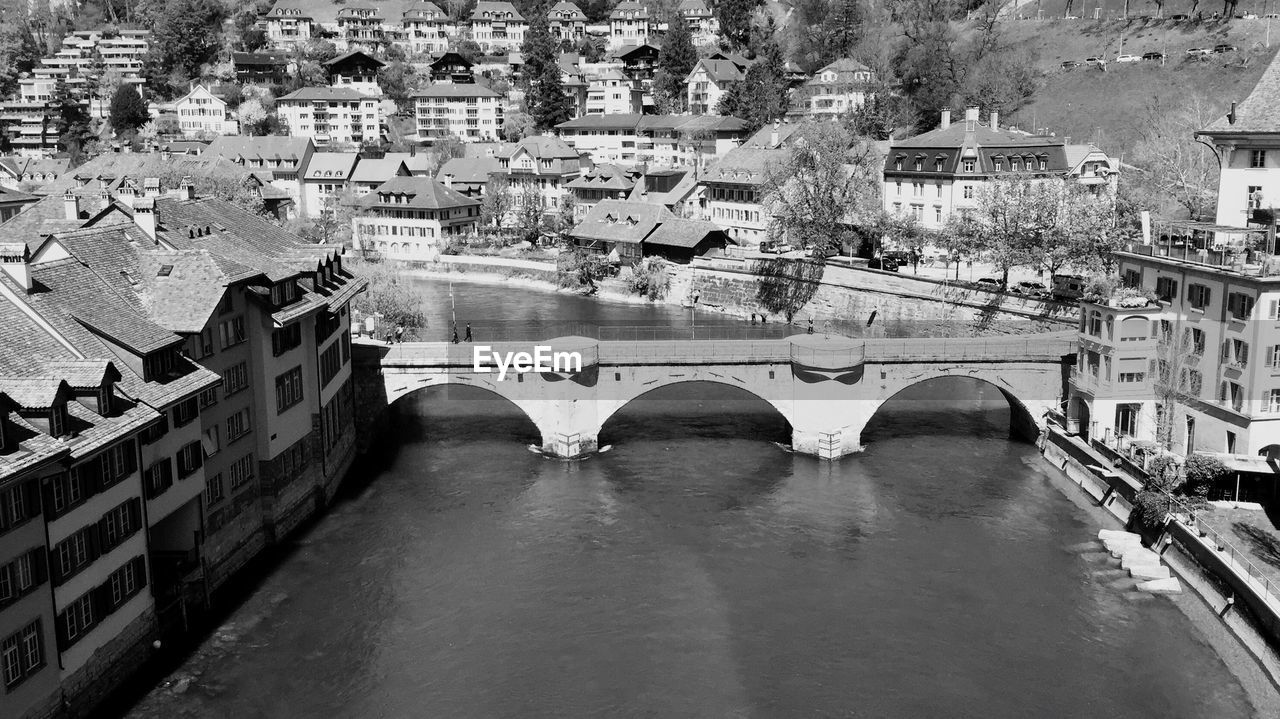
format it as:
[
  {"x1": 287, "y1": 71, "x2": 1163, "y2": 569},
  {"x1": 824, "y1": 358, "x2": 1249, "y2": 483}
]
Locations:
[
  {"x1": 697, "y1": 122, "x2": 802, "y2": 244},
  {"x1": 470, "y1": 2, "x2": 527, "y2": 53},
  {"x1": 570, "y1": 198, "x2": 728, "y2": 264},
  {"x1": 203, "y1": 137, "x2": 316, "y2": 218},
  {"x1": 1197, "y1": 52, "x2": 1280, "y2": 230},
  {"x1": 300, "y1": 152, "x2": 360, "y2": 219},
  {"x1": 548, "y1": 1, "x2": 588, "y2": 42},
  {"x1": 556, "y1": 114, "x2": 747, "y2": 167},
  {"x1": 337, "y1": 6, "x2": 386, "y2": 48},
  {"x1": 277, "y1": 88, "x2": 383, "y2": 149},
  {"x1": 495, "y1": 136, "x2": 586, "y2": 220},
  {"x1": 678, "y1": 0, "x2": 719, "y2": 46},
  {"x1": 790, "y1": 59, "x2": 876, "y2": 120},
  {"x1": 412, "y1": 85, "x2": 504, "y2": 142},
  {"x1": 608, "y1": 1, "x2": 654, "y2": 51},
  {"x1": 264, "y1": 4, "x2": 316, "y2": 48},
  {"x1": 353, "y1": 177, "x2": 480, "y2": 261},
  {"x1": 686, "y1": 59, "x2": 746, "y2": 115},
  {"x1": 402, "y1": 2, "x2": 454, "y2": 54},
  {"x1": 881, "y1": 107, "x2": 1117, "y2": 229},
  {"x1": 585, "y1": 68, "x2": 643, "y2": 115},
  {"x1": 172, "y1": 85, "x2": 237, "y2": 139},
  {"x1": 232, "y1": 52, "x2": 294, "y2": 86},
  {"x1": 566, "y1": 164, "x2": 638, "y2": 219},
  {"x1": 323, "y1": 51, "x2": 386, "y2": 96}
]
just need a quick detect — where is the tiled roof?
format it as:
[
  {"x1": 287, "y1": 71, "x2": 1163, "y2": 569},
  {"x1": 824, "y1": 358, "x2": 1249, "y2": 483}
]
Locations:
[
  {"x1": 0, "y1": 192, "x2": 111, "y2": 251},
  {"x1": 323, "y1": 49, "x2": 388, "y2": 69},
  {"x1": 499, "y1": 136, "x2": 582, "y2": 161},
  {"x1": 351, "y1": 157, "x2": 411, "y2": 184},
  {"x1": 678, "y1": 0, "x2": 711, "y2": 15},
  {"x1": 411, "y1": 84, "x2": 502, "y2": 98},
  {"x1": 279, "y1": 87, "x2": 379, "y2": 102},
  {"x1": 232, "y1": 51, "x2": 291, "y2": 66},
  {"x1": 549, "y1": 1, "x2": 587, "y2": 21},
  {"x1": 304, "y1": 152, "x2": 360, "y2": 181},
  {"x1": 402, "y1": 2, "x2": 447, "y2": 19},
  {"x1": 381, "y1": 152, "x2": 434, "y2": 175},
  {"x1": 689, "y1": 58, "x2": 745, "y2": 84},
  {"x1": 152, "y1": 198, "x2": 325, "y2": 281},
  {"x1": 809, "y1": 58, "x2": 873, "y2": 85},
  {"x1": 204, "y1": 136, "x2": 314, "y2": 168},
  {"x1": 557, "y1": 113, "x2": 645, "y2": 131},
  {"x1": 566, "y1": 164, "x2": 637, "y2": 191},
  {"x1": 437, "y1": 156, "x2": 503, "y2": 184},
  {"x1": 49, "y1": 224, "x2": 154, "y2": 283},
  {"x1": 644, "y1": 218, "x2": 726, "y2": 248},
  {"x1": 609, "y1": 0, "x2": 650, "y2": 19},
  {"x1": 892, "y1": 120, "x2": 1064, "y2": 149},
  {"x1": 1204, "y1": 47, "x2": 1280, "y2": 134},
  {"x1": 0, "y1": 377, "x2": 69, "y2": 410},
  {"x1": 138, "y1": 250, "x2": 266, "y2": 334},
  {"x1": 571, "y1": 199, "x2": 671, "y2": 244},
  {"x1": 41, "y1": 360, "x2": 117, "y2": 389},
  {"x1": 359, "y1": 176, "x2": 480, "y2": 209},
  {"x1": 471, "y1": 1, "x2": 524, "y2": 21},
  {"x1": 0, "y1": 280, "x2": 78, "y2": 367}
]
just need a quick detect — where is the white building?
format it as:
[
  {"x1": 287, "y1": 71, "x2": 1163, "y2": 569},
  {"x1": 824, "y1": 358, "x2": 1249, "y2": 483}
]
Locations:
[
  {"x1": 173, "y1": 85, "x2": 237, "y2": 138},
  {"x1": 556, "y1": 113, "x2": 748, "y2": 167},
  {"x1": 401, "y1": 2, "x2": 455, "y2": 54},
  {"x1": 412, "y1": 84, "x2": 504, "y2": 143},
  {"x1": 678, "y1": 0, "x2": 719, "y2": 46},
  {"x1": 353, "y1": 176, "x2": 481, "y2": 261},
  {"x1": 686, "y1": 58, "x2": 745, "y2": 115},
  {"x1": 470, "y1": 2, "x2": 527, "y2": 53},
  {"x1": 264, "y1": 4, "x2": 315, "y2": 48},
  {"x1": 790, "y1": 59, "x2": 876, "y2": 120},
  {"x1": 548, "y1": 1, "x2": 588, "y2": 42},
  {"x1": 300, "y1": 152, "x2": 360, "y2": 218},
  {"x1": 1197, "y1": 52, "x2": 1280, "y2": 229},
  {"x1": 277, "y1": 87, "x2": 383, "y2": 149},
  {"x1": 585, "y1": 68, "x2": 642, "y2": 115},
  {"x1": 608, "y1": 1, "x2": 654, "y2": 50}
]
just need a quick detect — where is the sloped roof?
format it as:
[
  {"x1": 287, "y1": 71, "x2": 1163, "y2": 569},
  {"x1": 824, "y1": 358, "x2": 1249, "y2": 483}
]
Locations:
[
  {"x1": 304, "y1": 152, "x2": 360, "y2": 181},
  {"x1": 1204, "y1": 47, "x2": 1280, "y2": 134},
  {"x1": 572, "y1": 199, "x2": 671, "y2": 244},
  {"x1": 644, "y1": 218, "x2": 726, "y2": 249},
  {"x1": 138, "y1": 250, "x2": 265, "y2": 334},
  {"x1": 471, "y1": 1, "x2": 524, "y2": 21},
  {"x1": 205, "y1": 136, "x2": 314, "y2": 167},
  {"x1": 27, "y1": 258, "x2": 180, "y2": 356},
  {"x1": 0, "y1": 192, "x2": 112, "y2": 251},
  {"x1": 567, "y1": 164, "x2": 637, "y2": 191},
  {"x1": 41, "y1": 359, "x2": 117, "y2": 390},
  {"x1": 499, "y1": 136, "x2": 582, "y2": 161},
  {"x1": 609, "y1": 0, "x2": 650, "y2": 19},
  {"x1": 0, "y1": 377, "x2": 69, "y2": 411},
  {"x1": 678, "y1": 0, "x2": 712, "y2": 15},
  {"x1": 437, "y1": 156, "x2": 503, "y2": 184},
  {"x1": 557, "y1": 113, "x2": 645, "y2": 131},
  {"x1": 411, "y1": 84, "x2": 502, "y2": 98},
  {"x1": 279, "y1": 86, "x2": 379, "y2": 102},
  {"x1": 892, "y1": 119, "x2": 1064, "y2": 149},
  {"x1": 232, "y1": 51, "x2": 291, "y2": 67},
  {"x1": 402, "y1": 1, "x2": 447, "y2": 19},
  {"x1": 690, "y1": 58, "x2": 745, "y2": 84},
  {"x1": 549, "y1": 1, "x2": 587, "y2": 21},
  {"x1": 359, "y1": 176, "x2": 479, "y2": 209},
  {"x1": 351, "y1": 157, "x2": 411, "y2": 184},
  {"x1": 323, "y1": 49, "x2": 387, "y2": 69}
]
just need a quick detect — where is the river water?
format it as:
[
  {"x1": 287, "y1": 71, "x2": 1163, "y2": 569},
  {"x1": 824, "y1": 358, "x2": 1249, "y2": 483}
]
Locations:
[{"x1": 123, "y1": 278, "x2": 1261, "y2": 718}]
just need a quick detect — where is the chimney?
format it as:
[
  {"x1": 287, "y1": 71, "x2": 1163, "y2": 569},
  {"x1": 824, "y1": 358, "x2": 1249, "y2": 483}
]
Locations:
[
  {"x1": 442, "y1": 174, "x2": 452, "y2": 188},
  {"x1": 143, "y1": 177, "x2": 160, "y2": 198},
  {"x1": 63, "y1": 190, "x2": 79, "y2": 221},
  {"x1": 940, "y1": 108, "x2": 951, "y2": 130},
  {"x1": 0, "y1": 243, "x2": 32, "y2": 292},
  {"x1": 1229, "y1": 101, "x2": 1237, "y2": 125},
  {"x1": 989, "y1": 110, "x2": 999, "y2": 130},
  {"x1": 134, "y1": 198, "x2": 157, "y2": 242},
  {"x1": 770, "y1": 119, "x2": 780, "y2": 148},
  {"x1": 178, "y1": 176, "x2": 195, "y2": 200}
]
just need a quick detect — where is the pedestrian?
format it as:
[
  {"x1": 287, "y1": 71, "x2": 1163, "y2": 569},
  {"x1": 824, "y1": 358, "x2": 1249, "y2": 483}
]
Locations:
[
  {"x1": 394, "y1": 324, "x2": 405, "y2": 343},
  {"x1": 364, "y1": 315, "x2": 375, "y2": 337},
  {"x1": 451, "y1": 325, "x2": 459, "y2": 344},
  {"x1": 866, "y1": 309, "x2": 878, "y2": 327},
  {"x1": 385, "y1": 330, "x2": 393, "y2": 345},
  {"x1": 750, "y1": 313, "x2": 757, "y2": 324},
  {"x1": 464, "y1": 323, "x2": 473, "y2": 342},
  {"x1": 807, "y1": 317, "x2": 814, "y2": 334}
]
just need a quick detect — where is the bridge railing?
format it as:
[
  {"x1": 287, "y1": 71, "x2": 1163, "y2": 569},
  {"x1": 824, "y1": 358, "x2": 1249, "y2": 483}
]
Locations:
[
  {"x1": 392, "y1": 323, "x2": 799, "y2": 343},
  {"x1": 862, "y1": 334, "x2": 1075, "y2": 362}
]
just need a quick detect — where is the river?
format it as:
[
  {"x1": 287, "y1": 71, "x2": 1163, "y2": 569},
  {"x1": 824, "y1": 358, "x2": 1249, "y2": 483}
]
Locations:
[{"x1": 121, "y1": 277, "x2": 1264, "y2": 718}]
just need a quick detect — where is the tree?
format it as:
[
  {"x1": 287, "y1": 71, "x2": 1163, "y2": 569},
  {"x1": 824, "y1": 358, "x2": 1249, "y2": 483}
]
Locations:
[
  {"x1": 238, "y1": 89, "x2": 278, "y2": 136},
  {"x1": 501, "y1": 106, "x2": 536, "y2": 140},
  {"x1": 515, "y1": 183, "x2": 546, "y2": 246},
  {"x1": 425, "y1": 135, "x2": 467, "y2": 176},
  {"x1": 348, "y1": 258, "x2": 429, "y2": 329},
  {"x1": 1131, "y1": 95, "x2": 1219, "y2": 220},
  {"x1": 653, "y1": 14, "x2": 696, "y2": 113},
  {"x1": 52, "y1": 80, "x2": 95, "y2": 166},
  {"x1": 379, "y1": 62, "x2": 420, "y2": 114},
  {"x1": 481, "y1": 176, "x2": 514, "y2": 228},
  {"x1": 149, "y1": 0, "x2": 226, "y2": 81},
  {"x1": 716, "y1": 40, "x2": 789, "y2": 134},
  {"x1": 949, "y1": 176, "x2": 1048, "y2": 289},
  {"x1": 1151, "y1": 318, "x2": 1202, "y2": 451},
  {"x1": 0, "y1": 24, "x2": 43, "y2": 99},
  {"x1": 716, "y1": 0, "x2": 763, "y2": 48},
  {"x1": 753, "y1": 257, "x2": 824, "y2": 322},
  {"x1": 761, "y1": 121, "x2": 882, "y2": 255},
  {"x1": 108, "y1": 84, "x2": 150, "y2": 137},
  {"x1": 522, "y1": 0, "x2": 572, "y2": 131}
]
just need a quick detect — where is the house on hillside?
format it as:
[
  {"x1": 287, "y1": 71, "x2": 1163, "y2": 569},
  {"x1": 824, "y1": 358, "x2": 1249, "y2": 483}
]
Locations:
[
  {"x1": 549, "y1": 1, "x2": 588, "y2": 42},
  {"x1": 429, "y1": 51, "x2": 475, "y2": 83},
  {"x1": 1196, "y1": 51, "x2": 1280, "y2": 230},
  {"x1": 495, "y1": 136, "x2": 586, "y2": 221},
  {"x1": 402, "y1": 2, "x2": 455, "y2": 54},
  {"x1": 301, "y1": 152, "x2": 360, "y2": 219},
  {"x1": 470, "y1": 1, "x2": 527, "y2": 53},
  {"x1": 686, "y1": 58, "x2": 746, "y2": 115},
  {"x1": 566, "y1": 164, "x2": 639, "y2": 219},
  {"x1": 412, "y1": 84, "x2": 504, "y2": 142},
  {"x1": 608, "y1": 1, "x2": 654, "y2": 51},
  {"x1": 352, "y1": 176, "x2": 481, "y2": 261},
  {"x1": 172, "y1": 85, "x2": 237, "y2": 138},
  {"x1": 678, "y1": 0, "x2": 719, "y2": 46},
  {"x1": 264, "y1": 4, "x2": 316, "y2": 47},
  {"x1": 204, "y1": 136, "x2": 316, "y2": 218},
  {"x1": 437, "y1": 156, "x2": 504, "y2": 197},
  {"x1": 233, "y1": 51, "x2": 294, "y2": 85},
  {"x1": 323, "y1": 50, "x2": 386, "y2": 96},
  {"x1": 789, "y1": 59, "x2": 877, "y2": 120}
]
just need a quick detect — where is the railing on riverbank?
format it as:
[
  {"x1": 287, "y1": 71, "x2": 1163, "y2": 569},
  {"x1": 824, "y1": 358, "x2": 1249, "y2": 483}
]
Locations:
[{"x1": 1161, "y1": 490, "x2": 1280, "y2": 614}]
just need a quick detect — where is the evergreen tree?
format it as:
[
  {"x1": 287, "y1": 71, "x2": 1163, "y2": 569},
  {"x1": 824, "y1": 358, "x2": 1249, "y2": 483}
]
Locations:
[
  {"x1": 715, "y1": 0, "x2": 762, "y2": 48},
  {"x1": 52, "y1": 80, "x2": 94, "y2": 166},
  {"x1": 522, "y1": 0, "x2": 571, "y2": 131},
  {"x1": 108, "y1": 84, "x2": 150, "y2": 136},
  {"x1": 716, "y1": 41, "x2": 789, "y2": 134},
  {"x1": 0, "y1": 24, "x2": 43, "y2": 100},
  {"x1": 149, "y1": 0, "x2": 226, "y2": 81},
  {"x1": 653, "y1": 14, "x2": 696, "y2": 113}
]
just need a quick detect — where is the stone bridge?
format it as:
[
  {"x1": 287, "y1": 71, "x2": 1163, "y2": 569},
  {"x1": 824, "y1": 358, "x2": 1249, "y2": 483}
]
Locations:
[{"x1": 359, "y1": 331, "x2": 1076, "y2": 459}]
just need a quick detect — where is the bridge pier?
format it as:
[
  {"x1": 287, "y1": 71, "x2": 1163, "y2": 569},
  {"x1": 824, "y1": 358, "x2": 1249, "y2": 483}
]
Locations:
[{"x1": 541, "y1": 429, "x2": 599, "y2": 459}]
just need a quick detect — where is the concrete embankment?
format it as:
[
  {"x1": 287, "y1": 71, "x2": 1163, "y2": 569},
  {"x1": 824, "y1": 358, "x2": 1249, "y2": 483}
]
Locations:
[
  {"x1": 1041, "y1": 428, "x2": 1280, "y2": 707},
  {"x1": 403, "y1": 254, "x2": 1076, "y2": 335}
]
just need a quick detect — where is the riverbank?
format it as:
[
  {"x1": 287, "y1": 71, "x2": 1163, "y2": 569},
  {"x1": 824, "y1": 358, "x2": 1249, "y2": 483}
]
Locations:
[{"x1": 1039, "y1": 431, "x2": 1280, "y2": 716}]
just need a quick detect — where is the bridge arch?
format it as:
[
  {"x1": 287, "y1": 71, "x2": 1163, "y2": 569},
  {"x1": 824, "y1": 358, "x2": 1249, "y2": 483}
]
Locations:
[{"x1": 595, "y1": 378, "x2": 794, "y2": 446}]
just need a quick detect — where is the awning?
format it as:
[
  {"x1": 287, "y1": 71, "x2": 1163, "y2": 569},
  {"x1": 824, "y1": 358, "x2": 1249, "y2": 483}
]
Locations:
[{"x1": 1195, "y1": 451, "x2": 1280, "y2": 475}]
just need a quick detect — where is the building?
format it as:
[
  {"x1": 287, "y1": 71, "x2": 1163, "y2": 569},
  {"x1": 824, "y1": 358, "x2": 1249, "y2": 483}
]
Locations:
[
  {"x1": 1197, "y1": 52, "x2": 1280, "y2": 230},
  {"x1": 300, "y1": 152, "x2": 360, "y2": 218},
  {"x1": 336, "y1": 6, "x2": 386, "y2": 48},
  {"x1": 264, "y1": 4, "x2": 316, "y2": 48},
  {"x1": 790, "y1": 59, "x2": 876, "y2": 120},
  {"x1": 277, "y1": 87, "x2": 383, "y2": 150},
  {"x1": 570, "y1": 198, "x2": 728, "y2": 264},
  {"x1": 323, "y1": 50, "x2": 386, "y2": 96},
  {"x1": 881, "y1": 107, "x2": 1117, "y2": 229},
  {"x1": 429, "y1": 52, "x2": 475, "y2": 84},
  {"x1": 585, "y1": 68, "x2": 643, "y2": 115},
  {"x1": 204, "y1": 137, "x2": 316, "y2": 218},
  {"x1": 686, "y1": 58, "x2": 746, "y2": 115},
  {"x1": 0, "y1": 157, "x2": 68, "y2": 191},
  {"x1": 555, "y1": 113, "x2": 747, "y2": 167},
  {"x1": 470, "y1": 2, "x2": 527, "y2": 53},
  {"x1": 437, "y1": 155, "x2": 504, "y2": 197},
  {"x1": 678, "y1": 0, "x2": 719, "y2": 46},
  {"x1": 608, "y1": 1, "x2": 654, "y2": 51},
  {"x1": 0, "y1": 187, "x2": 38, "y2": 223},
  {"x1": 349, "y1": 156, "x2": 412, "y2": 196},
  {"x1": 402, "y1": 2, "x2": 454, "y2": 54},
  {"x1": 697, "y1": 122, "x2": 803, "y2": 244},
  {"x1": 566, "y1": 164, "x2": 638, "y2": 219},
  {"x1": 412, "y1": 84, "x2": 504, "y2": 143},
  {"x1": 172, "y1": 85, "x2": 237, "y2": 139},
  {"x1": 615, "y1": 43, "x2": 661, "y2": 111},
  {"x1": 548, "y1": 1, "x2": 588, "y2": 42},
  {"x1": 0, "y1": 102, "x2": 60, "y2": 158},
  {"x1": 495, "y1": 136, "x2": 586, "y2": 219},
  {"x1": 232, "y1": 52, "x2": 294, "y2": 86},
  {"x1": 353, "y1": 177, "x2": 480, "y2": 260}
]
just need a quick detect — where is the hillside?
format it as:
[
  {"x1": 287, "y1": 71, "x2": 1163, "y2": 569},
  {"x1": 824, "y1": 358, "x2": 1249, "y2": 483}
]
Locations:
[{"x1": 1001, "y1": 16, "x2": 1279, "y2": 155}]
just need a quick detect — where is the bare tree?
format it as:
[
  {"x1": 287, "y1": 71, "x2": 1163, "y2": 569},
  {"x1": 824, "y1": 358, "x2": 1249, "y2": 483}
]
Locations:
[
  {"x1": 1131, "y1": 95, "x2": 1220, "y2": 220},
  {"x1": 1152, "y1": 318, "x2": 1203, "y2": 451}
]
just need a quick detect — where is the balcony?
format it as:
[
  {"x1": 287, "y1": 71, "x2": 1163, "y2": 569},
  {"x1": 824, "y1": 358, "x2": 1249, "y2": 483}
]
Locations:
[
  {"x1": 1122, "y1": 220, "x2": 1279, "y2": 276},
  {"x1": 1069, "y1": 368, "x2": 1154, "y2": 400}
]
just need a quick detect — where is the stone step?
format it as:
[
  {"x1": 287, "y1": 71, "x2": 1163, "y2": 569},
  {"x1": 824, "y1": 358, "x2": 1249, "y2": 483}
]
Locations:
[
  {"x1": 1137, "y1": 577, "x2": 1182, "y2": 594},
  {"x1": 1099, "y1": 529, "x2": 1143, "y2": 542},
  {"x1": 1130, "y1": 564, "x2": 1171, "y2": 580},
  {"x1": 1104, "y1": 538, "x2": 1143, "y2": 556},
  {"x1": 1121, "y1": 550, "x2": 1163, "y2": 570}
]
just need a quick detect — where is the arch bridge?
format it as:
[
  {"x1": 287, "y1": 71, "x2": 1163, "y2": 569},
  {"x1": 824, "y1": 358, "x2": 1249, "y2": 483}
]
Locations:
[{"x1": 367, "y1": 331, "x2": 1076, "y2": 459}]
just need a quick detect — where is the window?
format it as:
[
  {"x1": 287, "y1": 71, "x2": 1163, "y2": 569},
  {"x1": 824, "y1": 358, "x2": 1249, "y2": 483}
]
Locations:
[
  {"x1": 100, "y1": 499, "x2": 141, "y2": 552},
  {"x1": 1187, "y1": 328, "x2": 1206, "y2": 355},
  {"x1": 1251, "y1": 150, "x2": 1267, "y2": 168},
  {"x1": 1155, "y1": 276, "x2": 1179, "y2": 300},
  {"x1": 0, "y1": 549, "x2": 44, "y2": 607},
  {"x1": 143, "y1": 350, "x2": 175, "y2": 381},
  {"x1": 173, "y1": 397, "x2": 198, "y2": 427},
  {"x1": 1267, "y1": 389, "x2": 1280, "y2": 413},
  {"x1": 275, "y1": 366, "x2": 304, "y2": 413},
  {"x1": 106, "y1": 557, "x2": 146, "y2": 609},
  {"x1": 320, "y1": 342, "x2": 343, "y2": 387},
  {"x1": 197, "y1": 385, "x2": 219, "y2": 409},
  {"x1": 1187, "y1": 283, "x2": 1211, "y2": 309},
  {"x1": 271, "y1": 323, "x2": 303, "y2": 356},
  {"x1": 49, "y1": 469, "x2": 92, "y2": 517},
  {"x1": 962, "y1": 185, "x2": 973, "y2": 199},
  {"x1": 0, "y1": 480, "x2": 36, "y2": 533},
  {"x1": 59, "y1": 593, "x2": 95, "y2": 648},
  {"x1": 177, "y1": 441, "x2": 203, "y2": 478},
  {"x1": 270, "y1": 281, "x2": 299, "y2": 306},
  {"x1": 994, "y1": 160, "x2": 1003, "y2": 171},
  {"x1": 219, "y1": 316, "x2": 246, "y2": 349},
  {"x1": 205, "y1": 472, "x2": 225, "y2": 505},
  {"x1": 229, "y1": 453, "x2": 255, "y2": 490},
  {"x1": 1118, "y1": 372, "x2": 1145, "y2": 383},
  {"x1": 1249, "y1": 185, "x2": 1264, "y2": 210},
  {"x1": 188, "y1": 328, "x2": 214, "y2": 359},
  {"x1": 54, "y1": 528, "x2": 95, "y2": 583},
  {"x1": 1232, "y1": 339, "x2": 1250, "y2": 368},
  {"x1": 1228, "y1": 292, "x2": 1255, "y2": 320},
  {"x1": 143, "y1": 459, "x2": 173, "y2": 499},
  {"x1": 202, "y1": 425, "x2": 220, "y2": 458},
  {"x1": 1039, "y1": 159, "x2": 1047, "y2": 171},
  {"x1": 49, "y1": 402, "x2": 68, "y2": 438},
  {"x1": 222, "y1": 362, "x2": 249, "y2": 396},
  {"x1": 963, "y1": 159, "x2": 974, "y2": 172},
  {"x1": 2, "y1": 620, "x2": 43, "y2": 689}
]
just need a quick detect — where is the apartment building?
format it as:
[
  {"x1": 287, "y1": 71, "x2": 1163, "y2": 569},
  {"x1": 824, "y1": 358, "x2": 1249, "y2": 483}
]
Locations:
[
  {"x1": 608, "y1": 1, "x2": 654, "y2": 50},
  {"x1": 495, "y1": 136, "x2": 586, "y2": 219},
  {"x1": 172, "y1": 85, "x2": 237, "y2": 138},
  {"x1": 686, "y1": 58, "x2": 746, "y2": 115},
  {"x1": 337, "y1": 6, "x2": 386, "y2": 48},
  {"x1": 352, "y1": 177, "x2": 480, "y2": 260},
  {"x1": 277, "y1": 87, "x2": 383, "y2": 150},
  {"x1": 697, "y1": 122, "x2": 801, "y2": 244},
  {"x1": 549, "y1": 1, "x2": 588, "y2": 42},
  {"x1": 1197, "y1": 51, "x2": 1280, "y2": 230},
  {"x1": 412, "y1": 84, "x2": 504, "y2": 143},
  {"x1": 470, "y1": 2, "x2": 527, "y2": 53},
  {"x1": 556, "y1": 113, "x2": 746, "y2": 167},
  {"x1": 678, "y1": 0, "x2": 720, "y2": 46},
  {"x1": 402, "y1": 2, "x2": 455, "y2": 54},
  {"x1": 301, "y1": 152, "x2": 360, "y2": 218},
  {"x1": 264, "y1": 4, "x2": 316, "y2": 48},
  {"x1": 585, "y1": 68, "x2": 643, "y2": 115},
  {"x1": 789, "y1": 59, "x2": 876, "y2": 120},
  {"x1": 881, "y1": 107, "x2": 1117, "y2": 229}
]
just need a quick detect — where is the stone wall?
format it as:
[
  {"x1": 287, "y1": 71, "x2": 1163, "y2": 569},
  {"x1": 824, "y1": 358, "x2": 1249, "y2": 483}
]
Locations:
[
  {"x1": 685, "y1": 259, "x2": 1076, "y2": 336},
  {"x1": 57, "y1": 608, "x2": 158, "y2": 719}
]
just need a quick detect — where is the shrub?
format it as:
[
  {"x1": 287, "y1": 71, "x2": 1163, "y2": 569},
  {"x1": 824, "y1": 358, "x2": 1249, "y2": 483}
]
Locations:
[
  {"x1": 348, "y1": 258, "x2": 426, "y2": 330},
  {"x1": 1183, "y1": 453, "x2": 1226, "y2": 499},
  {"x1": 1082, "y1": 275, "x2": 1118, "y2": 303},
  {"x1": 626, "y1": 257, "x2": 669, "y2": 301},
  {"x1": 557, "y1": 248, "x2": 610, "y2": 291}
]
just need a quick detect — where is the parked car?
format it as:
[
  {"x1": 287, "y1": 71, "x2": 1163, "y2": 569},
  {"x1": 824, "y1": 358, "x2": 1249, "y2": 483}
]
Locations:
[
  {"x1": 1051, "y1": 273, "x2": 1086, "y2": 302},
  {"x1": 1142, "y1": 51, "x2": 1165, "y2": 61},
  {"x1": 1063, "y1": 14, "x2": 1080, "y2": 19},
  {"x1": 1170, "y1": 13, "x2": 1190, "y2": 19},
  {"x1": 1115, "y1": 54, "x2": 1142, "y2": 63},
  {"x1": 1012, "y1": 281, "x2": 1048, "y2": 296},
  {"x1": 975, "y1": 277, "x2": 1003, "y2": 290},
  {"x1": 1186, "y1": 47, "x2": 1211, "y2": 56},
  {"x1": 1061, "y1": 60, "x2": 1080, "y2": 69},
  {"x1": 1084, "y1": 56, "x2": 1105, "y2": 65},
  {"x1": 759, "y1": 241, "x2": 792, "y2": 254},
  {"x1": 1213, "y1": 44, "x2": 1238, "y2": 53},
  {"x1": 868, "y1": 257, "x2": 899, "y2": 272},
  {"x1": 809, "y1": 244, "x2": 838, "y2": 259}
]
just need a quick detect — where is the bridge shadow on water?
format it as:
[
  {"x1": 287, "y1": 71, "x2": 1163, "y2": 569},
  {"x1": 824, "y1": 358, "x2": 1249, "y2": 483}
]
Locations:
[{"x1": 860, "y1": 376, "x2": 1017, "y2": 446}]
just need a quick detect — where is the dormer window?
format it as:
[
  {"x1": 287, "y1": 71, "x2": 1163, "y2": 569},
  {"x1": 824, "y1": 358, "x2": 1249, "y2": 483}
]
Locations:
[
  {"x1": 49, "y1": 401, "x2": 69, "y2": 438},
  {"x1": 894, "y1": 158, "x2": 902, "y2": 171},
  {"x1": 98, "y1": 386, "x2": 113, "y2": 417},
  {"x1": 913, "y1": 159, "x2": 922, "y2": 171},
  {"x1": 271, "y1": 281, "x2": 299, "y2": 307},
  {"x1": 0, "y1": 414, "x2": 7, "y2": 452}
]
